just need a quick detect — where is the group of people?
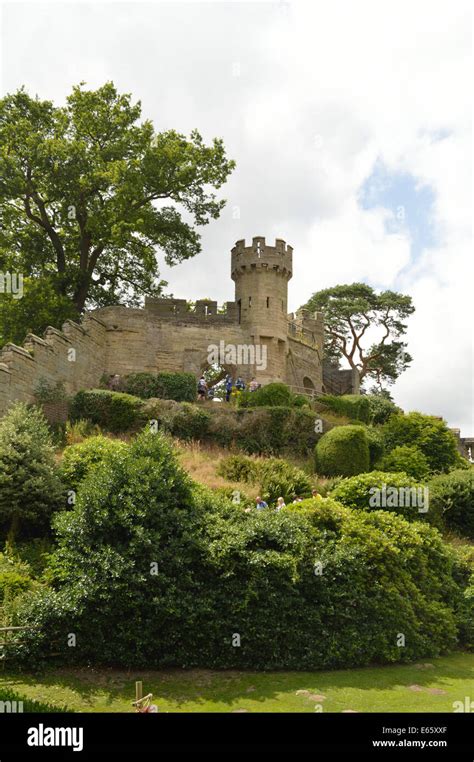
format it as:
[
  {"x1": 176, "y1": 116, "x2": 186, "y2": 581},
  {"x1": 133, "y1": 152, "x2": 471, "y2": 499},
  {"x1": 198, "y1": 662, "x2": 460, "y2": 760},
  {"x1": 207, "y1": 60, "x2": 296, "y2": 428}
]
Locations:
[
  {"x1": 197, "y1": 374, "x2": 262, "y2": 401},
  {"x1": 253, "y1": 490, "x2": 322, "y2": 512}
]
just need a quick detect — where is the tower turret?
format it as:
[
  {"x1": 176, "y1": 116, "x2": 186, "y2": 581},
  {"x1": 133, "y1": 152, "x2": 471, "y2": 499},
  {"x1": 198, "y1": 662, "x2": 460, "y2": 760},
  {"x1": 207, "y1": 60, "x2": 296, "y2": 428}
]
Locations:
[{"x1": 231, "y1": 236, "x2": 293, "y2": 382}]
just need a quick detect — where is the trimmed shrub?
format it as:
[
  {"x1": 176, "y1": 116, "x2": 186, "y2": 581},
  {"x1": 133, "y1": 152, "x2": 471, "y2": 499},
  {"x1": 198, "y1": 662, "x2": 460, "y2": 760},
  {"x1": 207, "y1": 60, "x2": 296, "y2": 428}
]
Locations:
[
  {"x1": 382, "y1": 412, "x2": 461, "y2": 473},
  {"x1": 365, "y1": 394, "x2": 401, "y2": 425},
  {"x1": 0, "y1": 403, "x2": 64, "y2": 539},
  {"x1": 319, "y1": 394, "x2": 371, "y2": 423},
  {"x1": 122, "y1": 372, "x2": 159, "y2": 399},
  {"x1": 329, "y1": 470, "x2": 436, "y2": 523},
  {"x1": 70, "y1": 389, "x2": 143, "y2": 433},
  {"x1": 155, "y1": 372, "x2": 197, "y2": 402},
  {"x1": 378, "y1": 444, "x2": 430, "y2": 480},
  {"x1": 429, "y1": 469, "x2": 474, "y2": 538},
  {"x1": 121, "y1": 371, "x2": 196, "y2": 402},
  {"x1": 238, "y1": 382, "x2": 305, "y2": 409},
  {"x1": 60, "y1": 436, "x2": 128, "y2": 492},
  {"x1": 315, "y1": 425, "x2": 370, "y2": 477}
]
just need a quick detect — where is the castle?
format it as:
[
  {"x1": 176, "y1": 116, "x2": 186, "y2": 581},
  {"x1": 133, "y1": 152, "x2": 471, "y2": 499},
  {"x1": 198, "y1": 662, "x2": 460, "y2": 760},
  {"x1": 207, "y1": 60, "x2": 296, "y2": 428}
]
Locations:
[{"x1": 0, "y1": 236, "x2": 359, "y2": 415}]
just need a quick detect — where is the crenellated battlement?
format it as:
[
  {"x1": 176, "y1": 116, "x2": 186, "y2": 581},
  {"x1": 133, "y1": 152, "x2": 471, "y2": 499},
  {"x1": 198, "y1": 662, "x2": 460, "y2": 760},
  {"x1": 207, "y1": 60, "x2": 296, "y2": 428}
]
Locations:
[
  {"x1": 145, "y1": 297, "x2": 238, "y2": 322},
  {"x1": 231, "y1": 236, "x2": 293, "y2": 280}
]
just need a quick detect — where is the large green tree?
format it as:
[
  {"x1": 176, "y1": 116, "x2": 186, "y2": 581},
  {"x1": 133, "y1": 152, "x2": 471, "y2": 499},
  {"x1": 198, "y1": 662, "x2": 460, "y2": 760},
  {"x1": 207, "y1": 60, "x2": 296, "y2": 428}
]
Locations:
[
  {"x1": 303, "y1": 283, "x2": 415, "y2": 389},
  {"x1": 0, "y1": 82, "x2": 235, "y2": 325}
]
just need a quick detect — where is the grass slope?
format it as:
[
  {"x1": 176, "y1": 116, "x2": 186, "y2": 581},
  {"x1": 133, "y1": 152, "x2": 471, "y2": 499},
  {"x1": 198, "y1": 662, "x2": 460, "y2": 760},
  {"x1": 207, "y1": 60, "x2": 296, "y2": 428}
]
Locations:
[{"x1": 0, "y1": 653, "x2": 472, "y2": 713}]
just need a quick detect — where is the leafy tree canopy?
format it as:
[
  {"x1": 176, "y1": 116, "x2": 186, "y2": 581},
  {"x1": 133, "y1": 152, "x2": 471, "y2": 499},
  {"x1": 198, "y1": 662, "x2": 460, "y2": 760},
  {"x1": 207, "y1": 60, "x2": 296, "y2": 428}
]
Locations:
[
  {"x1": 0, "y1": 82, "x2": 235, "y2": 326},
  {"x1": 303, "y1": 283, "x2": 415, "y2": 389}
]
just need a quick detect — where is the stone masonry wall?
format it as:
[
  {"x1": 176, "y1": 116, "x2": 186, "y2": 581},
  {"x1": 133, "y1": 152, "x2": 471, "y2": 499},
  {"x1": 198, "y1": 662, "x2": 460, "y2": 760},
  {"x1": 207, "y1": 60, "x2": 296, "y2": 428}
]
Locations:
[{"x1": 0, "y1": 315, "x2": 107, "y2": 415}]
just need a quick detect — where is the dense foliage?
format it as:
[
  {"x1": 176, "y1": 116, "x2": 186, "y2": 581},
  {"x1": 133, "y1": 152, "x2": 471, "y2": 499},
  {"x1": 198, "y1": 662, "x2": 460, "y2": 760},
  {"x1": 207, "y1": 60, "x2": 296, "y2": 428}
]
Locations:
[
  {"x1": 238, "y1": 382, "x2": 308, "y2": 409},
  {"x1": 381, "y1": 412, "x2": 462, "y2": 474},
  {"x1": 429, "y1": 469, "x2": 474, "y2": 539},
  {"x1": 319, "y1": 394, "x2": 370, "y2": 423},
  {"x1": 9, "y1": 438, "x2": 470, "y2": 668},
  {"x1": 365, "y1": 393, "x2": 401, "y2": 425},
  {"x1": 0, "y1": 404, "x2": 63, "y2": 539},
  {"x1": 60, "y1": 436, "x2": 128, "y2": 492},
  {"x1": 0, "y1": 82, "x2": 234, "y2": 320},
  {"x1": 329, "y1": 471, "x2": 439, "y2": 524},
  {"x1": 218, "y1": 454, "x2": 313, "y2": 503},
  {"x1": 314, "y1": 425, "x2": 370, "y2": 477},
  {"x1": 122, "y1": 372, "x2": 196, "y2": 402},
  {"x1": 143, "y1": 398, "x2": 318, "y2": 455},
  {"x1": 378, "y1": 444, "x2": 430, "y2": 480}
]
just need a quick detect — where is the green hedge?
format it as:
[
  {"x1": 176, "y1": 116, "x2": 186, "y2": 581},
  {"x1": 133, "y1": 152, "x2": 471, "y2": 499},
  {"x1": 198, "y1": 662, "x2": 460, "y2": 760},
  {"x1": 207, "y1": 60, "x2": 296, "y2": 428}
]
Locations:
[
  {"x1": 429, "y1": 469, "x2": 474, "y2": 538},
  {"x1": 329, "y1": 470, "x2": 438, "y2": 524},
  {"x1": 155, "y1": 372, "x2": 197, "y2": 402},
  {"x1": 122, "y1": 371, "x2": 197, "y2": 402},
  {"x1": 70, "y1": 389, "x2": 143, "y2": 433},
  {"x1": 143, "y1": 400, "x2": 318, "y2": 455},
  {"x1": 238, "y1": 382, "x2": 309, "y2": 409},
  {"x1": 9, "y1": 435, "x2": 469, "y2": 669},
  {"x1": 319, "y1": 394, "x2": 371, "y2": 423},
  {"x1": 315, "y1": 425, "x2": 370, "y2": 476}
]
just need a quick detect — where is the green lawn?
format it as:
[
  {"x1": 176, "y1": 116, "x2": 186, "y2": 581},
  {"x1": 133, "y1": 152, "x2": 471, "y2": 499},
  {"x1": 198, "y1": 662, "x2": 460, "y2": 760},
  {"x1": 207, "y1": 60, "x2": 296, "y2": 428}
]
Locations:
[{"x1": 1, "y1": 652, "x2": 472, "y2": 712}]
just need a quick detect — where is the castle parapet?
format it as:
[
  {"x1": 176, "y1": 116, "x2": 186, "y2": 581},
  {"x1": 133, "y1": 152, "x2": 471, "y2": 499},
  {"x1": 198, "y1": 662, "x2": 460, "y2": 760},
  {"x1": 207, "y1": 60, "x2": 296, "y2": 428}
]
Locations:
[
  {"x1": 231, "y1": 236, "x2": 293, "y2": 280},
  {"x1": 145, "y1": 297, "x2": 238, "y2": 323},
  {"x1": 288, "y1": 308, "x2": 324, "y2": 348}
]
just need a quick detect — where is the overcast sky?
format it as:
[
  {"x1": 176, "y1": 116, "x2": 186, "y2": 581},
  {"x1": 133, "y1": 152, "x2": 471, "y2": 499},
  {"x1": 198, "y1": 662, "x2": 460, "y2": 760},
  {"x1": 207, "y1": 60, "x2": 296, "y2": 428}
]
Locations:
[{"x1": 1, "y1": 0, "x2": 472, "y2": 433}]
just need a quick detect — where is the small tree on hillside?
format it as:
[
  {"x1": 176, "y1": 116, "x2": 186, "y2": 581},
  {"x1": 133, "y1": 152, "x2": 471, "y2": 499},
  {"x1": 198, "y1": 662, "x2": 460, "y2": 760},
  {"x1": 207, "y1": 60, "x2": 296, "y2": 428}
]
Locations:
[{"x1": 0, "y1": 403, "x2": 64, "y2": 540}]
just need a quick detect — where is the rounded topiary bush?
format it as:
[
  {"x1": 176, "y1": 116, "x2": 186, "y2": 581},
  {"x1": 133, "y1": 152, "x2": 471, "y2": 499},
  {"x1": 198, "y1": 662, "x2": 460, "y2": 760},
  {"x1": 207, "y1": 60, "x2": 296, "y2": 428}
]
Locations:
[
  {"x1": 429, "y1": 469, "x2": 474, "y2": 538},
  {"x1": 378, "y1": 444, "x2": 430, "y2": 480},
  {"x1": 329, "y1": 470, "x2": 436, "y2": 523},
  {"x1": 314, "y1": 425, "x2": 370, "y2": 476},
  {"x1": 60, "y1": 435, "x2": 128, "y2": 492}
]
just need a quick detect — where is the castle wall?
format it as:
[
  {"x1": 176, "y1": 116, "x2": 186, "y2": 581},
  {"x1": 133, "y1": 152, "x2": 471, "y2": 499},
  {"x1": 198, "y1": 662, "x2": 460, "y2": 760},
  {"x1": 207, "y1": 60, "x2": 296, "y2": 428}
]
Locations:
[
  {"x1": 94, "y1": 305, "x2": 255, "y2": 379},
  {"x1": 0, "y1": 315, "x2": 107, "y2": 415},
  {"x1": 286, "y1": 336, "x2": 323, "y2": 393}
]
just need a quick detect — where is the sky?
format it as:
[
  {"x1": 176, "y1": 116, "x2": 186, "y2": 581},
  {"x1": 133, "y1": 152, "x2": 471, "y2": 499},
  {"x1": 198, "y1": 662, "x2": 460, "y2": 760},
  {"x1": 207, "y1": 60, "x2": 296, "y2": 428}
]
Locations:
[{"x1": 0, "y1": 0, "x2": 472, "y2": 433}]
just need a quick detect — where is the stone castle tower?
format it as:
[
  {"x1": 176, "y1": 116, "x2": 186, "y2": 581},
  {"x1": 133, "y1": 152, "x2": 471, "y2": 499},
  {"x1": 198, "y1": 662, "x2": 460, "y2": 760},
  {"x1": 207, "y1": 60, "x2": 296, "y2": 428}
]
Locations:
[
  {"x1": 0, "y1": 236, "x2": 359, "y2": 415},
  {"x1": 231, "y1": 237, "x2": 292, "y2": 381}
]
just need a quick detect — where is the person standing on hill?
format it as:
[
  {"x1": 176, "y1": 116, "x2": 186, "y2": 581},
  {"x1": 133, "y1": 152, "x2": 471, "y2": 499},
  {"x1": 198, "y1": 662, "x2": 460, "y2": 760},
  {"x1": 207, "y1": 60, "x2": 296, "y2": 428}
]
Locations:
[
  {"x1": 197, "y1": 375, "x2": 208, "y2": 401},
  {"x1": 225, "y1": 374, "x2": 234, "y2": 402}
]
